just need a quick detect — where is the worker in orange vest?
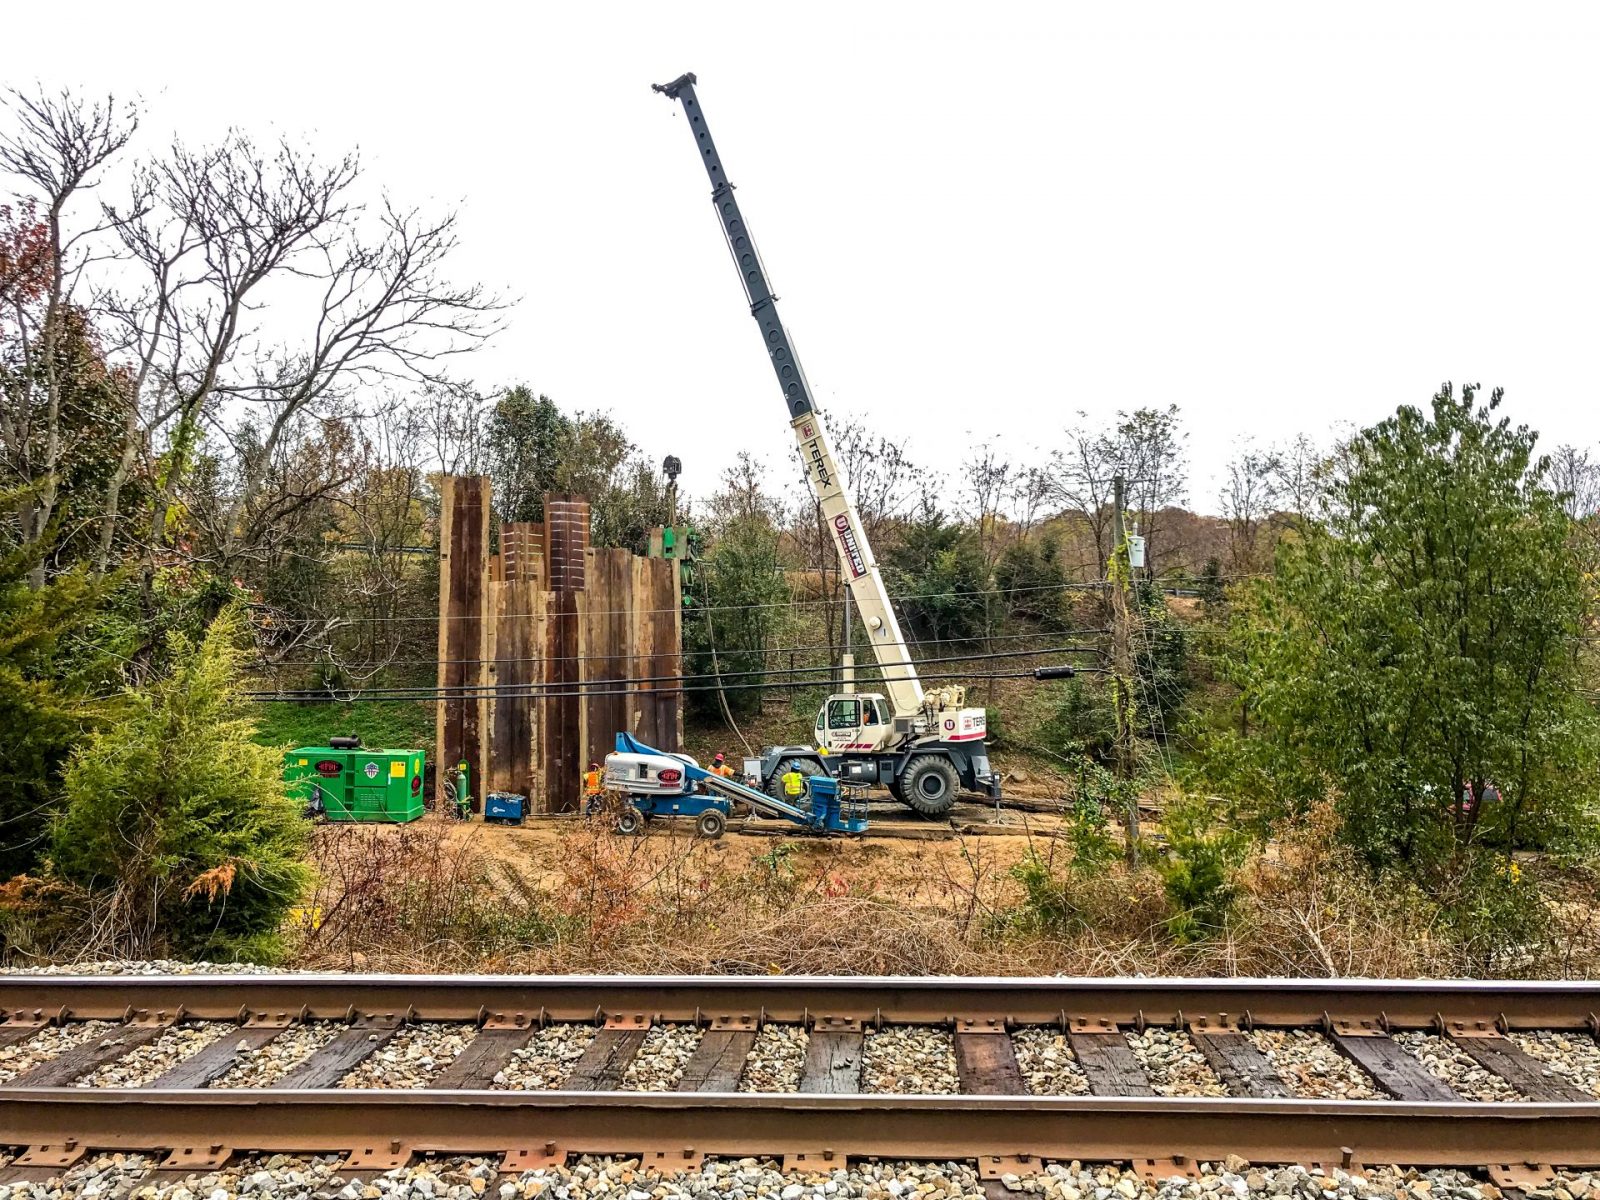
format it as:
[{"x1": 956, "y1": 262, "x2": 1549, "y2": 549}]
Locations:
[
  {"x1": 711, "y1": 752, "x2": 736, "y2": 779},
  {"x1": 583, "y1": 761, "x2": 604, "y2": 815}
]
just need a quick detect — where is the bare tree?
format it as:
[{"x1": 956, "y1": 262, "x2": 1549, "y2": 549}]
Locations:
[
  {"x1": 1219, "y1": 440, "x2": 1282, "y2": 574},
  {"x1": 1048, "y1": 415, "x2": 1118, "y2": 577},
  {"x1": 1548, "y1": 444, "x2": 1600, "y2": 523},
  {"x1": 1048, "y1": 405, "x2": 1188, "y2": 579},
  {"x1": 1268, "y1": 432, "x2": 1323, "y2": 530},
  {"x1": 415, "y1": 382, "x2": 489, "y2": 477},
  {"x1": 99, "y1": 131, "x2": 503, "y2": 579},
  {"x1": 829, "y1": 415, "x2": 925, "y2": 547},
  {"x1": 0, "y1": 86, "x2": 138, "y2": 582}
]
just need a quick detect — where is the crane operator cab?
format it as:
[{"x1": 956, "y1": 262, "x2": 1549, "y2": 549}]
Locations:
[{"x1": 814, "y1": 693, "x2": 896, "y2": 754}]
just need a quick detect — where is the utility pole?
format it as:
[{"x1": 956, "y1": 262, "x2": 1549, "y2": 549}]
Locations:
[{"x1": 1110, "y1": 472, "x2": 1140, "y2": 863}]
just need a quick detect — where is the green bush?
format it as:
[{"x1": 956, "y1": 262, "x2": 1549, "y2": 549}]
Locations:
[
  {"x1": 1038, "y1": 679, "x2": 1117, "y2": 763},
  {"x1": 1063, "y1": 762, "x2": 1122, "y2": 872},
  {"x1": 51, "y1": 606, "x2": 312, "y2": 962},
  {"x1": 1157, "y1": 798, "x2": 1249, "y2": 943},
  {"x1": 1434, "y1": 851, "x2": 1551, "y2": 975},
  {"x1": 0, "y1": 548, "x2": 107, "y2": 879}
]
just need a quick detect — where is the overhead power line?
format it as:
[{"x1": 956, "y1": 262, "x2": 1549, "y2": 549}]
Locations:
[
  {"x1": 246, "y1": 663, "x2": 1100, "y2": 704},
  {"x1": 253, "y1": 630, "x2": 1112, "y2": 672},
  {"x1": 252, "y1": 644, "x2": 1104, "y2": 699}
]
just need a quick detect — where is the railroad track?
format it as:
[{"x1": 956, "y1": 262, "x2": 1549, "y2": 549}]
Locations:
[{"x1": 0, "y1": 975, "x2": 1597, "y2": 1193}]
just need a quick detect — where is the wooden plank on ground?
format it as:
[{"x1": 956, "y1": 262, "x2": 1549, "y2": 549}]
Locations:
[
  {"x1": 148, "y1": 1026, "x2": 285, "y2": 1089},
  {"x1": 1066, "y1": 1031, "x2": 1156, "y2": 1097},
  {"x1": 1449, "y1": 1035, "x2": 1594, "y2": 1102},
  {"x1": 1190, "y1": 1030, "x2": 1291, "y2": 1098},
  {"x1": 430, "y1": 1027, "x2": 537, "y2": 1089},
  {"x1": 564, "y1": 1028, "x2": 649, "y2": 1091},
  {"x1": 10, "y1": 1022, "x2": 170, "y2": 1087},
  {"x1": 954, "y1": 1032, "x2": 1026, "y2": 1095},
  {"x1": 271, "y1": 1025, "x2": 400, "y2": 1090},
  {"x1": 676, "y1": 1029, "x2": 758, "y2": 1092},
  {"x1": 800, "y1": 1030, "x2": 864, "y2": 1094},
  {"x1": 1327, "y1": 1033, "x2": 1456, "y2": 1101}
]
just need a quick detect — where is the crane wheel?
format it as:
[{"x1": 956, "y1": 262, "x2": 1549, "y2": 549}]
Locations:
[
  {"x1": 696, "y1": 808, "x2": 727, "y2": 839},
  {"x1": 616, "y1": 809, "x2": 643, "y2": 835},
  {"x1": 898, "y1": 756, "x2": 958, "y2": 819},
  {"x1": 765, "y1": 758, "x2": 823, "y2": 802}
]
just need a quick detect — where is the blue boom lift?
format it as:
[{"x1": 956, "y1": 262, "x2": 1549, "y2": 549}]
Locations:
[{"x1": 603, "y1": 732, "x2": 868, "y2": 838}]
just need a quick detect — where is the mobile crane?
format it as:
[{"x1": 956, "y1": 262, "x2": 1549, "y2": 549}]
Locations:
[{"x1": 653, "y1": 73, "x2": 1015, "y2": 817}]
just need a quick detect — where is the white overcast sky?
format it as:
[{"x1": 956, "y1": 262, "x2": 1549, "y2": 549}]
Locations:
[{"x1": 11, "y1": 1, "x2": 1600, "y2": 515}]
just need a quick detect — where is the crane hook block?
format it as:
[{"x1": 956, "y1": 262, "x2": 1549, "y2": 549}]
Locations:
[{"x1": 652, "y1": 73, "x2": 697, "y2": 98}]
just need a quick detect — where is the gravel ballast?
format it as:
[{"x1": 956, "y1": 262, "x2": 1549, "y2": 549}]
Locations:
[
  {"x1": 619, "y1": 1023, "x2": 702, "y2": 1091},
  {"x1": 1246, "y1": 1029, "x2": 1380, "y2": 1099},
  {"x1": 77, "y1": 1022, "x2": 230, "y2": 1088},
  {"x1": 0, "y1": 1020, "x2": 114, "y2": 1084},
  {"x1": 1506, "y1": 1030, "x2": 1600, "y2": 1098},
  {"x1": 210, "y1": 1022, "x2": 342, "y2": 1088},
  {"x1": 338, "y1": 1024, "x2": 478, "y2": 1089},
  {"x1": 1123, "y1": 1028, "x2": 1229, "y2": 1097},
  {"x1": 492, "y1": 1024, "x2": 597, "y2": 1090},
  {"x1": 862, "y1": 1025, "x2": 960, "y2": 1094},
  {"x1": 2, "y1": 1156, "x2": 1599, "y2": 1200},
  {"x1": 1012, "y1": 1027, "x2": 1091, "y2": 1096},
  {"x1": 739, "y1": 1023, "x2": 808, "y2": 1092},
  {"x1": 1391, "y1": 1031, "x2": 1522, "y2": 1102}
]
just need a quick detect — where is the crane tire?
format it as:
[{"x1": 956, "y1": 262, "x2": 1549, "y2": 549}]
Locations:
[
  {"x1": 696, "y1": 808, "x2": 727, "y2": 839},
  {"x1": 615, "y1": 809, "x2": 643, "y2": 836},
  {"x1": 765, "y1": 757, "x2": 823, "y2": 802},
  {"x1": 898, "y1": 755, "x2": 959, "y2": 819}
]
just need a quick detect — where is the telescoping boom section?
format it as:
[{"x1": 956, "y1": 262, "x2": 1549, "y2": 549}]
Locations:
[{"x1": 651, "y1": 72, "x2": 923, "y2": 722}]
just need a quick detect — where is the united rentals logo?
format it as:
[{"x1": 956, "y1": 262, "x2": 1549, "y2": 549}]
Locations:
[{"x1": 833, "y1": 514, "x2": 868, "y2": 578}]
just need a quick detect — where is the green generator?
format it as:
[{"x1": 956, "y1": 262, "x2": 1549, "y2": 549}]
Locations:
[{"x1": 284, "y1": 737, "x2": 425, "y2": 823}]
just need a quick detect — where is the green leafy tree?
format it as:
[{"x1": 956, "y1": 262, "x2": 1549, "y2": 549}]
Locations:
[
  {"x1": 994, "y1": 531, "x2": 1069, "y2": 629},
  {"x1": 686, "y1": 464, "x2": 791, "y2": 721},
  {"x1": 1132, "y1": 580, "x2": 1189, "y2": 742},
  {"x1": 882, "y1": 503, "x2": 987, "y2": 645},
  {"x1": 0, "y1": 537, "x2": 107, "y2": 877},
  {"x1": 1206, "y1": 384, "x2": 1599, "y2": 872},
  {"x1": 485, "y1": 387, "x2": 569, "y2": 524},
  {"x1": 51, "y1": 607, "x2": 311, "y2": 960},
  {"x1": 485, "y1": 388, "x2": 671, "y2": 553}
]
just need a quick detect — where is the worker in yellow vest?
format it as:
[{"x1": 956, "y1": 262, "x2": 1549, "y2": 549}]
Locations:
[
  {"x1": 781, "y1": 767, "x2": 807, "y2": 802},
  {"x1": 583, "y1": 761, "x2": 604, "y2": 815},
  {"x1": 711, "y1": 752, "x2": 736, "y2": 779}
]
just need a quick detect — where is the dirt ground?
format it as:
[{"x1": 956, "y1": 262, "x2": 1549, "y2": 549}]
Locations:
[{"x1": 399, "y1": 804, "x2": 1077, "y2": 908}]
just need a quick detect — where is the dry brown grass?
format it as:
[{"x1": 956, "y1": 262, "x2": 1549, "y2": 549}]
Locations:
[{"x1": 280, "y1": 803, "x2": 1600, "y2": 980}]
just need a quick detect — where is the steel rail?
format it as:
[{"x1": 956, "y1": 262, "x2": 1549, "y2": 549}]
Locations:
[
  {"x1": 3, "y1": 974, "x2": 1598, "y2": 1029},
  {"x1": 1, "y1": 1090, "x2": 1596, "y2": 1170}
]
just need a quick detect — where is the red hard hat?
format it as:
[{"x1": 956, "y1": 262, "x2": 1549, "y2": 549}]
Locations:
[{"x1": 589, "y1": 762, "x2": 599, "y2": 769}]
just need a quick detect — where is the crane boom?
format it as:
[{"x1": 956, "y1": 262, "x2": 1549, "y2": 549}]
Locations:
[{"x1": 653, "y1": 72, "x2": 925, "y2": 718}]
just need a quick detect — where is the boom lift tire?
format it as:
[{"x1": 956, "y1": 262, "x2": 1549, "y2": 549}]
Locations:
[
  {"x1": 616, "y1": 809, "x2": 643, "y2": 835},
  {"x1": 696, "y1": 808, "x2": 728, "y2": 839},
  {"x1": 898, "y1": 755, "x2": 959, "y2": 818}
]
